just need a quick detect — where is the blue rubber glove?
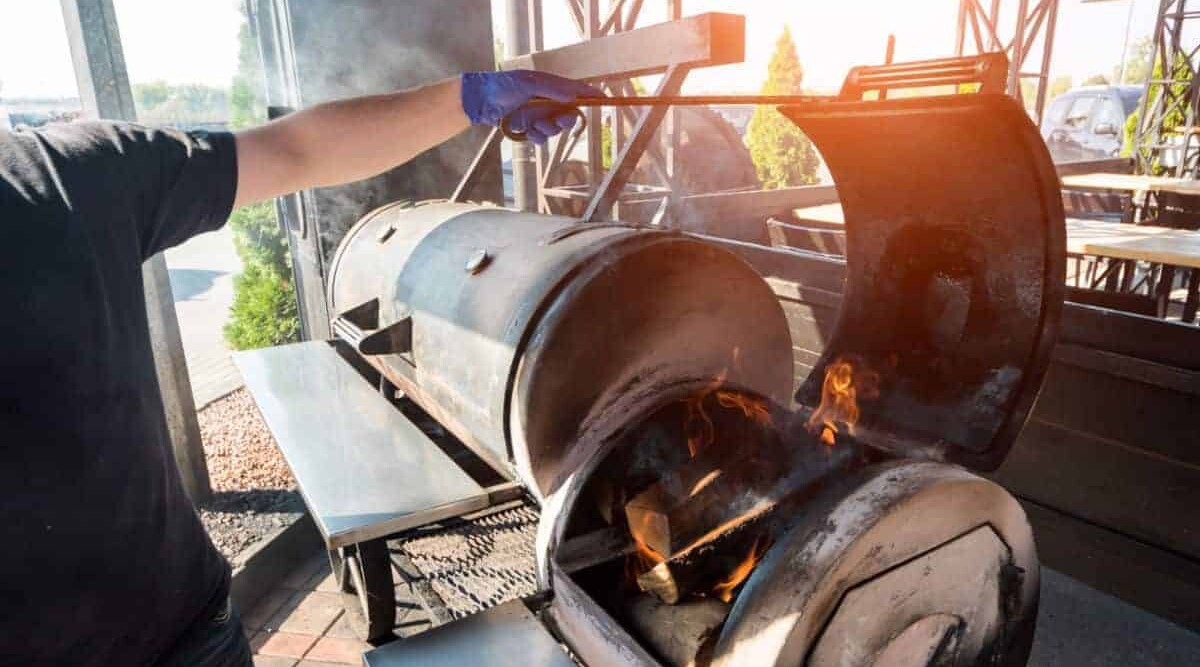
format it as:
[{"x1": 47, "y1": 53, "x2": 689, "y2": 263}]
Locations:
[{"x1": 461, "y1": 70, "x2": 603, "y2": 144}]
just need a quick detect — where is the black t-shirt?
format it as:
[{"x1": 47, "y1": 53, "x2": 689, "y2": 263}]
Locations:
[{"x1": 0, "y1": 122, "x2": 238, "y2": 665}]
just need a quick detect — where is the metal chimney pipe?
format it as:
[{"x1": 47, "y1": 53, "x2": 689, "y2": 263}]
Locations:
[{"x1": 506, "y1": 0, "x2": 538, "y2": 211}]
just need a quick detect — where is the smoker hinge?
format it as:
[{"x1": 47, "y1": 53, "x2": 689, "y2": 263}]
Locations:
[{"x1": 332, "y1": 298, "x2": 413, "y2": 356}]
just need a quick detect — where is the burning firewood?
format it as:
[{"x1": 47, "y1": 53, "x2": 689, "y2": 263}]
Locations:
[
  {"x1": 623, "y1": 414, "x2": 784, "y2": 558},
  {"x1": 636, "y1": 504, "x2": 774, "y2": 604},
  {"x1": 625, "y1": 595, "x2": 729, "y2": 667}
]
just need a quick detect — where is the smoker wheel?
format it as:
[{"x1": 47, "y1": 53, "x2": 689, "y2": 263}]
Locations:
[{"x1": 329, "y1": 541, "x2": 397, "y2": 642}]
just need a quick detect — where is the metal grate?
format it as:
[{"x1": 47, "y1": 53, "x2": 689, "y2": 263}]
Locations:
[{"x1": 392, "y1": 504, "x2": 539, "y2": 620}]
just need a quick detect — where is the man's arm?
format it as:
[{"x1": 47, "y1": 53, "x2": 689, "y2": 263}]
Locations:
[
  {"x1": 234, "y1": 72, "x2": 601, "y2": 208},
  {"x1": 234, "y1": 78, "x2": 467, "y2": 208}
]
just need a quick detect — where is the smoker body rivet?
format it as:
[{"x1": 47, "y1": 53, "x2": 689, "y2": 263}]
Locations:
[
  {"x1": 376, "y1": 225, "x2": 396, "y2": 243},
  {"x1": 465, "y1": 248, "x2": 491, "y2": 274}
]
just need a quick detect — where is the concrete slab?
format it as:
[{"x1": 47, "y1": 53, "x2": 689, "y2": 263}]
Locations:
[
  {"x1": 1031, "y1": 567, "x2": 1200, "y2": 666},
  {"x1": 165, "y1": 225, "x2": 243, "y2": 408}
]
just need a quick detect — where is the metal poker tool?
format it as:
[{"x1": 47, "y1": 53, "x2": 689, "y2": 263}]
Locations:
[{"x1": 500, "y1": 95, "x2": 822, "y2": 142}]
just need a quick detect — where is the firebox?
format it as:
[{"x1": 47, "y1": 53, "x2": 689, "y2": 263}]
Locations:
[{"x1": 235, "y1": 53, "x2": 1063, "y2": 667}]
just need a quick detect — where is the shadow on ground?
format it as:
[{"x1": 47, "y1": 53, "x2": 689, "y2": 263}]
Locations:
[
  {"x1": 169, "y1": 268, "x2": 227, "y2": 302},
  {"x1": 202, "y1": 489, "x2": 303, "y2": 514}
]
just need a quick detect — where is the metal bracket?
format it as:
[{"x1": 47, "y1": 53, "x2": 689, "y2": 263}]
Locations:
[
  {"x1": 331, "y1": 298, "x2": 413, "y2": 356},
  {"x1": 582, "y1": 64, "x2": 689, "y2": 223},
  {"x1": 451, "y1": 126, "x2": 503, "y2": 204}
]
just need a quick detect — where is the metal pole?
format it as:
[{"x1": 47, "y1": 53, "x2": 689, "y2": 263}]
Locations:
[
  {"x1": 955, "y1": 0, "x2": 968, "y2": 56},
  {"x1": 1009, "y1": 0, "x2": 1031, "y2": 98},
  {"x1": 1033, "y1": 0, "x2": 1060, "y2": 122},
  {"x1": 58, "y1": 0, "x2": 212, "y2": 504},
  {"x1": 586, "y1": 0, "x2": 604, "y2": 192},
  {"x1": 1117, "y1": 0, "x2": 1136, "y2": 82},
  {"x1": 506, "y1": 0, "x2": 538, "y2": 211}
]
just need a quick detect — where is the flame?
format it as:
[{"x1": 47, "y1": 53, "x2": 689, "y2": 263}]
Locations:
[
  {"x1": 711, "y1": 536, "x2": 770, "y2": 603},
  {"x1": 689, "y1": 469, "x2": 723, "y2": 497},
  {"x1": 805, "y1": 356, "x2": 880, "y2": 447},
  {"x1": 626, "y1": 503, "x2": 666, "y2": 582},
  {"x1": 683, "y1": 371, "x2": 726, "y2": 457},
  {"x1": 715, "y1": 390, "x2": 773, "y2": 427}
]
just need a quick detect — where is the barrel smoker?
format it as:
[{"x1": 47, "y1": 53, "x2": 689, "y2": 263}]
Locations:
[{"x1": 237, "y1": 55, "x2": 1064, "y2": 667}]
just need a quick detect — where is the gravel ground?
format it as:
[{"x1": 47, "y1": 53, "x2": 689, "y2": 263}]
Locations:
[
  {"x1": 199, "y1": 388, "x2": 295, "y2": 492},
  {"x1": 196, "y1": 388, "x2": 303, "y2": 561}
]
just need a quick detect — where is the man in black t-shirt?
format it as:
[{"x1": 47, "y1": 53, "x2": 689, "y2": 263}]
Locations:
[{"x1": 0, "y1": 71, "x2": 597, "y2": 666}]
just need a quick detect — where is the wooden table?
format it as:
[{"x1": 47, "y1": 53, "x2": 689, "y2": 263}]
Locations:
[
  {"x1": 1059, "y1": 172, "x2": 1200, "y2": 197},
  {"x1": 1066, "y1": 219, "x2": 1200, "y2": 270},
  {"x1": 789, "y1": 204, "x2": 1200, "y2": 319},
  {"x1": 791, "y1": 202, "x2": 1200, "y2": 269}
]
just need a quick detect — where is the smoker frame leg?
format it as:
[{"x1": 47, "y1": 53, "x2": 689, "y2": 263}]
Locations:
[{"x1": 330, "y1": 540, "x2": 397, "y2": 642}]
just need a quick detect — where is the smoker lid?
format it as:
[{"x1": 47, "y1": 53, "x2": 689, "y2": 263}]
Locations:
[{"x1": 778, "y1": 91, "x2": 1065, "y2": 471}]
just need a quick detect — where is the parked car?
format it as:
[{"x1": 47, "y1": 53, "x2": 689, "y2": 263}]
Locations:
[{"x1": 1041, "y1": 85, "x2": 1144, "y2": 163}]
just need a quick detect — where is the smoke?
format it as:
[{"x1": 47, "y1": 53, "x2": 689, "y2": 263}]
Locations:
[{"x1": 258, "y1": 0, "x2": 502, "y2": 260}]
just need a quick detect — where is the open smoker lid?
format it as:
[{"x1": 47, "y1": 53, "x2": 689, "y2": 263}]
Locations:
[{"x1": 778, "y1": 55, "x2": 1065, "y2": 471}]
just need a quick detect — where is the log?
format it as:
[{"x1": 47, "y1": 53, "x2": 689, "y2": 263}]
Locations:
[
  {"x1": 637, "y1": 503, "x2": 774, "y2": 604},
  {"x1": 625, "y1": 594, "x2": 729, "y2": 667},
  {"x1": 624, "y1": 439, "x2": 783, "y2": 558}
]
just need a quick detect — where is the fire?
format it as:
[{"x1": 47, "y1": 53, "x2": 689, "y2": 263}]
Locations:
[
  {"x1": 715, "y1": 390, "x2": 773, "y2": 427},
  {"x1": 711, "y1": 536, "x2": 770, "y2": 603},
  {"x1": 683, "y1": 372, "x2": 774, "y2": 457},
  {"x1": 627, "y1": 503, "x2": 666, "y2": 581},
  {"x1": 805, "y1": 356, "x2": 880, "y2": 446},
  {"x1": 683, "y1": 372, "x2": 725, "y2": 457}
]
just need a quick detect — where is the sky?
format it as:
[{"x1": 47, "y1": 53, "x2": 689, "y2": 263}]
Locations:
[{"x1": 0, "y1": 0, "x2": 1166, "y2": 101}]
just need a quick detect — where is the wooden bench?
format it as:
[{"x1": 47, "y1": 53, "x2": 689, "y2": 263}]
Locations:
[{"x1": 235, "y1": 342, "x2": 521, "y2": 640}]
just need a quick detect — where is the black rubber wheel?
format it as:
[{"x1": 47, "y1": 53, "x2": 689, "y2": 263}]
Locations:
[{"x1": 329, "y1": 541, "x2": 396, "y2": 642}]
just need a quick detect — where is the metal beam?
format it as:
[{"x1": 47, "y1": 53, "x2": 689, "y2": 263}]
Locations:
[
  {"x1": 1133, "y1": 0, "x2": 1200, "y2": 177},
  {"x1": 582, "y1": 65, "x2": 688, "y2": 222},
  {"x1": 620, "y1": 184, "x2": 841, "y2": 226},
  {"x1": 59, "y1": 0, "x2": 212, "y2": 504},
  {"x1": 500, "y1": 12, "x2": 744, "y2": 82},
  {"x1": 955, "y1": 0, "x2": 1060, "y2": 122}
]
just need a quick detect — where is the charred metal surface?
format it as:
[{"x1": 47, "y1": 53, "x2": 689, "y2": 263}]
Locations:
[
  {"x1": 308, "y1": 56, "x2": 1060, "y2": 667},
  {"x1": 780, "y1": 93, "x2": 1065, "y2": 471},
  {"x1": 329, "y1": 202, "x2": 793, "y2": 497},
  {"x1": 547, "y1": 562, "x2": 665, "y2": 667},
  {"x1": 711, "y1": 462, "x2": 1038, "y2": 667}
]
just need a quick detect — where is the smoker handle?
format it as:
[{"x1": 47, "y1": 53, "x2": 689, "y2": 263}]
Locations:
[{"x1": 332, "y1": 314, "x2": 413, "y2": 357}]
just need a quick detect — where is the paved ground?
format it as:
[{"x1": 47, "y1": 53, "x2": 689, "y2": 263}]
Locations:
[
  {"x1": 1030, "y1": 568, "x2": 1200, "y2": 666},
  {"x1": 244, "y1": 553, "x2": 434, "y2": 667},
  {"x1": 245, "y1": 549, "x2": 1200, "y2": 666},
  {"x1": 165, "y1": 226, "x2": 244, "y2": 408}
]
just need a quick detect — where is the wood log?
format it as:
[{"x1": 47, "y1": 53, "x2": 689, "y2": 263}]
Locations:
[
  {"x1": 625, "y1": 594, "x2": 729, "y2": 667},
  {"x1": 637, "y1": 503, "x2": 774, "y2": 604},
  {"x1": 624, "y1": 439, "x2": 783, "y2": 558}
]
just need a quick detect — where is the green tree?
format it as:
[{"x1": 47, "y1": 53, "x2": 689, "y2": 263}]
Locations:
[
  {"x1": 223, "y1": 7, "x2": 298, "y2": 350},
  {"x1": 223, "y1": 201, "x2": 299, "y2": 349},
  {"x1": 1116, "y1": 36, "x2": 1154, "y2": 85},
  {"x1": 1082, "y1": 73, "x2": 1110, "y2": 87},
  {"x1": 132, "y1": 81, "x2": 172, "y2": 113},
  {"x1": 745, "y1": 27, "x2": 819, "y2": 189},
  {"x1": 230, "y1": 6, "x2": 266, "y2": 130},
  {"x1": 1121, "y1": 53, "x2": 1193, "y2": 169},
  {"x1": 1049, "y1": 75, "x2": 1073, "y2": 100}
]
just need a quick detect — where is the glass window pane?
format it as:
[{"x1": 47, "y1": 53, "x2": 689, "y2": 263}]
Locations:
[{"x1": 0, "y1": 3, "x2": 83, "y2": 128}]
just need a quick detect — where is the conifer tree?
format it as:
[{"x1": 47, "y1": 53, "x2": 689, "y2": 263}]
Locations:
[{"x1": 745, "y1": 27, "x2": 819, "y2": 189}]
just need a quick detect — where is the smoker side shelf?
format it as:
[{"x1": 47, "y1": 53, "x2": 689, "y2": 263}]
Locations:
[
  {"x1": 233, "y1": 342, "x2": 493, "y2": 549},
  {"x1": 362, "y1": 600, "x2": 575, "y2": 667}
]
